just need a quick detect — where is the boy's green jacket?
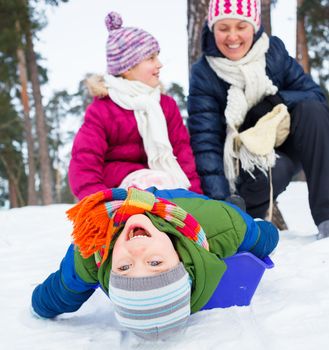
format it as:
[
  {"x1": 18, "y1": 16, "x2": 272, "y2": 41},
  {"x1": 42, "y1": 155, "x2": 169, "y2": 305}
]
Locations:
[{"x1": 73, "y1": 190, "x2": 248, "y2": 313}]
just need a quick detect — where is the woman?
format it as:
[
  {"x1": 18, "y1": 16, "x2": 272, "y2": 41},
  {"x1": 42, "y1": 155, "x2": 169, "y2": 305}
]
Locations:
[{"x1": 188, "y1": 0, "x2": 329, "y2": 239}]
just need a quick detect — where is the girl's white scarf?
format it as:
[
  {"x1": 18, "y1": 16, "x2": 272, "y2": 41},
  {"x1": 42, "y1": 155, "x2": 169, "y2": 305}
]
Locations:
[
  {"x1": 206, "y1": 33, "x2": 278, "y2": 192},
  {"x1": 104, "y1": 75, "x2": 191, "y2": 189}
]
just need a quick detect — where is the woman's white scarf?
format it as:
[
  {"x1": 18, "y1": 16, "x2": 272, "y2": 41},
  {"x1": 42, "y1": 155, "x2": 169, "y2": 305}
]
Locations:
[
  {"x1": 206, "y1": 33, "x2": 278, "y2": 192},
  {"x1": 104, "y1": 75, "x2": 191, "y2": 189}
]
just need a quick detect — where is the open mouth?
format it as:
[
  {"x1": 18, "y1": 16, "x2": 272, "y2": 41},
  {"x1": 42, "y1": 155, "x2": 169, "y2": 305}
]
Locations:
[{"x1": 128, "y1": 226, "x2": 151, "y2": 241}]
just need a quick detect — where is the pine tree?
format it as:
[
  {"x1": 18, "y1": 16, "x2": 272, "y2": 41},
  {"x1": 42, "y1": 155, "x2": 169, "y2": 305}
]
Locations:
[
  {"x1": 301, "y1": 0, "x2": 329, "y2": 95},
  {"x1": 0, "y1": 92, "x2": 27, "y2": 207}
]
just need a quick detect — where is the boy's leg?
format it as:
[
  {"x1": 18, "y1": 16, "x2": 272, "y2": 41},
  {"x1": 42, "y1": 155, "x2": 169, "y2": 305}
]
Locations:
[
  {"x1": 32, "y1": 244, "x2": 98, "y2": 318},
  {"x1": 238, "y1": 218, "x2": 279, "y2": 259},
  {"x1": 249, "y1": 221, "x2": 279, "y2": 259}
]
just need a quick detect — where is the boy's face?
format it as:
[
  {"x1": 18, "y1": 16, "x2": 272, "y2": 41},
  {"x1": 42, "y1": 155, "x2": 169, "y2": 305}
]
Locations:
[
  {"x1": 213, "y1": 19, "x2": 254, "y2": 61},
  {"x1": 112, "y1": 214, "x2": 180, "y2": 277},
  {"x1": 121, "y1": 52, "x2": 163, "y2": 88}
]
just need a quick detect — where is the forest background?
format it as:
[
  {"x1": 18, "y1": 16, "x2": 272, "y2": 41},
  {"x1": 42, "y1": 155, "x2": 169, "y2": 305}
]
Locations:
[{"x1": 0, "y1": 0, "x2": 329, "y2": 209}]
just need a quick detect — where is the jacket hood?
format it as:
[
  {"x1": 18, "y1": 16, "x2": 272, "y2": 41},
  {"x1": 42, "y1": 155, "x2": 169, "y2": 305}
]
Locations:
[
  {"x1": 201, "y1": 21, "x2": 264, "y2": 58},
  {"x1": 145, "y1": 213, "x2": 227, "y2": 313},
  {"x1": 98, "y1": 211, "x2": 227, "y2": 314}
]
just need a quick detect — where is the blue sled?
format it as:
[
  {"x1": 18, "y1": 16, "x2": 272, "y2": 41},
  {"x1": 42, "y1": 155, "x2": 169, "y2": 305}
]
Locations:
[{"x1": 201, "y1": 252, "x2": 274, "y2": 310}]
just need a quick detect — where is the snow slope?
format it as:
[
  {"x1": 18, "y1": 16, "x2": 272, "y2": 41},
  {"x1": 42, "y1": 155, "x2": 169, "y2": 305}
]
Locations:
[{"x1": 0, "y1": 182, "x2": 328, "y2": 350}]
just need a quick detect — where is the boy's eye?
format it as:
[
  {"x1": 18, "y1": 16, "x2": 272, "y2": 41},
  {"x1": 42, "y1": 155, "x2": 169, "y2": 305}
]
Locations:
[
  {"x1": 149, "y1": 260, "x2": 162, "y2": 267},
  {"x1": 118, "y1": 264, "x2": 131, "y2": 271}
]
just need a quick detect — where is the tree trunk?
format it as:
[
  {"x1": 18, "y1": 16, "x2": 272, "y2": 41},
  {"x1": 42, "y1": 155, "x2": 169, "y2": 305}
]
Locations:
[
  {"x1": 296, "y1": 0, "x2": 310, "y2": 73},
  {"x1": 0, "y1": 155, "x2": 25, "y2": 208},
  {"x1": 15, "y1": 20, "x2": 38, "y2": 205},
  {"x1": 8, "y1": 179, "x2": 19, "y2": 208},
  {"x1": 261, "y1": 0, "x2": 272, "y2": 36},
  {"x1": 24, "y1": 10, "x2": 53, "y2": 205},
  {"x1": 187, "y1": 0, "x2": 208, "y2": 74}
]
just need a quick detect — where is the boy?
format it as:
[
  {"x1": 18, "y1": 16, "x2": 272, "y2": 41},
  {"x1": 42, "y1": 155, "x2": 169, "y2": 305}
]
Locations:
[{"x1": 32, "y1": 187, "x2": 278, "y2": 340}]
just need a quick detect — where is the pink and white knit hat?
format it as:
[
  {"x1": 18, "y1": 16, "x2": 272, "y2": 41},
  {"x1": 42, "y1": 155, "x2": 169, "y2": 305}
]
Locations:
[
  {"x1": 105, "y1": 12, "x2": 160, "y2": 76},
  {"x1": 208, "y1": 0, "x2": 261, "y2": 32}
]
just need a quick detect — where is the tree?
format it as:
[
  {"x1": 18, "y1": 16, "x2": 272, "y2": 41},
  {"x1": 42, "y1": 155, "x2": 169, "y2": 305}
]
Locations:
[
  {"x1": 166, "y1": 82, "x2": 188, "y2": 124},
  {"x1": 16, "y1": 20, "x2": 38, "y2": 205},
  {"x1": 261, "y1": 0, "x2": 277, "y2": 36},
  {"x1": 0, "y1": 0, "x2": 30, "y2": 207},
  {"x1": 20, "y1": 0, "x2": 54, "y2": 204},
  {"x1": 0, "y1": 0, "x2": 72, "y2": 207},
  {"x1": 0, "y1": 91, "x2": 27, "y2": 207},
  {"x1": 45, "y1": 75, "x2": 92, "y2": 203},
  {"x1": 296, "y1": 0, "x2": 310, "y2": 73},
  {"x1": 301, "y1": 0, "x2": 329, "y2": 95},
  {"x1": 187, "y1": 0, "x2": 208, "y2": 73}
]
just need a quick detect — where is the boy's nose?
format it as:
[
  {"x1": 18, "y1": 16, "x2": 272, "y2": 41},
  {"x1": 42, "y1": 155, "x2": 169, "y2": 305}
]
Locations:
[{"x1": 127, "y1": 242, "x2": 147, "y2": 254}]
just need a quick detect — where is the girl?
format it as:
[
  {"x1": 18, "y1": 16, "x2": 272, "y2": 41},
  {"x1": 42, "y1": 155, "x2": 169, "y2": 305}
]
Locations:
[
  {"x1": 188, "y1": 0, "x2": 329, "y2": 239},
  {"x1": 69, "y1": 12, "x2": 202, "y2": 200}
]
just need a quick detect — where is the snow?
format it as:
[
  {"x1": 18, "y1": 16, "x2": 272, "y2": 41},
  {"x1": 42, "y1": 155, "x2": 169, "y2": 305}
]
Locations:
[{"x1": 1, "y1": 182, "x2": 329, "y2": 349}]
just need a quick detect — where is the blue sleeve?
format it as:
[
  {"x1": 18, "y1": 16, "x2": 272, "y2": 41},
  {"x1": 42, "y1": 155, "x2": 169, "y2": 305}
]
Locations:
[
  {"x1": 31, "y1": 245, "x2": 98, "y2": 319},
  {"x1": 225, "y1": 202, "x2": 279, "y2": 257},
  {"x1": 268, "y1": 37, "x2": 326, "y2": 110}
]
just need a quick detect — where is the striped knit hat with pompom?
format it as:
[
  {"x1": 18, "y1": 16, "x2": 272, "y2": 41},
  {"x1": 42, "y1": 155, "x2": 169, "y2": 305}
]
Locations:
[
  {"x1": 105, "y1": 12, "x2": 160, "y2": 76},
  {"x1": 208, "y1": 0, "x2": 261, "y2": 32}
]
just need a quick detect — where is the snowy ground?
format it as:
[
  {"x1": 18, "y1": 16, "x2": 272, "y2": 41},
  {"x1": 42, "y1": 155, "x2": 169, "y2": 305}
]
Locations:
[{"x1": 1, "y1": 182, "x2": 328, "y2": 350}]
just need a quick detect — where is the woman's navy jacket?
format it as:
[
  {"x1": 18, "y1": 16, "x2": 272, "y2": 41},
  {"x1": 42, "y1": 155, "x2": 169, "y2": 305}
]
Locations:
[{"x1": 187, "y1": 25, "x2": 326, "y2": 200}]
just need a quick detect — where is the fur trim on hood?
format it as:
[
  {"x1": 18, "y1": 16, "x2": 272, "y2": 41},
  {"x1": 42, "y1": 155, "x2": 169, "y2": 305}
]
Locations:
[{"x1": 85, "y1": 75, "x2": 108, "y2": 98}]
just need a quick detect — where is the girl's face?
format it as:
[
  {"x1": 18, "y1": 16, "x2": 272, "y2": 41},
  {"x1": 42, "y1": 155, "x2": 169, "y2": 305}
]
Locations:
[
  {"x1": 213, "y1": 19, "x2": 254, "y2": 61},
  {"x1": 121, "y1": 52, "x2": 163, "y2": 88},
  {"x1": 112, "y1": 214, "x2": 180, "y2": 277}
]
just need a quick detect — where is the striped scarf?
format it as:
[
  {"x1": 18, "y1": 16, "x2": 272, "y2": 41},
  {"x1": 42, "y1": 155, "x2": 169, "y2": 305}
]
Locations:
[{"x1": 67, "y1": 187, "x2": 208, "y2": 263}]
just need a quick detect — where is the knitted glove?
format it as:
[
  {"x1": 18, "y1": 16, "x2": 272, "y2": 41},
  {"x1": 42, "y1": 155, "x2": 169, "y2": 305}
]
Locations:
[
  {"x1": 225, "y1": 194, "x2": 246, "y2": 212},
  {"x1": 239, "y1": 94, "x2": 284, "y2": 132}
]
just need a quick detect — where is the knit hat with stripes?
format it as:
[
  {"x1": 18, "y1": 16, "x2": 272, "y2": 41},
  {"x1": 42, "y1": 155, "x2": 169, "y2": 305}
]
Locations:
[
  {"x1": 109, "y1": 262, "x2": 191, "y2": 340},
  {"x1": 208, "y1": 0, "x2": 261, "y2": 32},
  {"x1": 105, "y1": 12, "x2": 160, "y2": 76}
]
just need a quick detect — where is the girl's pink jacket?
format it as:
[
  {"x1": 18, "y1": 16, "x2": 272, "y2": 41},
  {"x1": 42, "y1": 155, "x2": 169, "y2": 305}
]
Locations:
[{"x1": 68, "y1": 95, "x2": 202, "y2": 200}]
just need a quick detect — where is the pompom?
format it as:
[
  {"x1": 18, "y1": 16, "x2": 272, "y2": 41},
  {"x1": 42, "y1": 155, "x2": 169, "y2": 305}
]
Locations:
[{"x1": 105, "y1": 11, "x2": 123, "y2": 31}]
